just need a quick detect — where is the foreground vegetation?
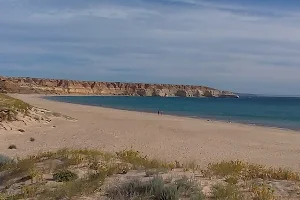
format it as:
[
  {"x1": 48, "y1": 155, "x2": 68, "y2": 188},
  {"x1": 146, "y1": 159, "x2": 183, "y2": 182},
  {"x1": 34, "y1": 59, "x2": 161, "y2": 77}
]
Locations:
[
  {"x1": 1, "y1": 148, "x2": 299, "y2": 200},
  {"x1": 0, "y1": 94, "x2": 31, "y2": 122}
]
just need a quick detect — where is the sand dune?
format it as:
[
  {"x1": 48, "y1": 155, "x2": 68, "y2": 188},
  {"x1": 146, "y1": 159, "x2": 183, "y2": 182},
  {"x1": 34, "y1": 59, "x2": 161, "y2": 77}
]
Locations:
[{"x1": 1, "y1": 94, "x2": 300, "y2": 170}]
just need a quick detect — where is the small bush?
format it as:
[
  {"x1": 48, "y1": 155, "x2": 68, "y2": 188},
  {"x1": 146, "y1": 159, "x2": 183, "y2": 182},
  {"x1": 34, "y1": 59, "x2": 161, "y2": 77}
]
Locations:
[
  {"x1": 176, "y1": 177, "x2": 204, "y2": 199},
  {"x1": 29, "y1": 168, "x2": 43, "y2": 183},
  {"x1": 225, "y1": 176, "x2": 238, "y2": 185},
  {"x1": 8, "y1": 144, "x2": 17, "y2": 149},
  {"x1": 0, "y1": 154, "x2": 12, "y2": 165},
  {"x1": 202, "y1": 160, "x2": 300, "y2": 181},
  {"x1": 107, "y1": 176, "x2": 203, "y2": 200},
  {"x1": 0, "y1": 193, "x2": 6, "y2": 200},
  {"x1": 107, "y1": 179, "x2": 146, "y2": 199},
  {"x1": 190, "y1": 191, "x2": 205, "y2": 200},
  {"x1": 116, "y1": 149, "x2": 174, "y2": 170},
  {"x1": 0, "y1": 158, "x2": 35, "y2": 184},
  {"x1": 203, "y1": 160, "x2": 246, "y2": 178},
  {"x1": 53, "y1": 170, "x2": 78, "y2": 182},
  {"x1": 158, "y1": 185, "x2": 179, "y2": 200},
  {"x1": 22, "y1": 185, "x2": 38, "y2": 198},
  {"x1": 30, "y1": 137, "x2": 35, "y2": 142},
  {"x1": 175, "y1": 160, "x2": 182, "y2": 168},
  {"x1": 183, "y1": 161, "x2": 199, "y2": 172},
  {"x1": 145, "y1": 169, "x2": 158, "y2": 177},
  {"x1": 212, "y1": 183, "x2": 245, "y2": 200},
  {"x1": 176, "y1": 176, "x2": 194, "y2": 191},
  {"x1": 107, "y1": 177, "x2": 171, "y2": 199},
  {"x1": 41, "y1": 172, "x2": 105, "y2": 199},
  {"x1": 251, "y1": 183, "x2": 276, "y2": 200}
]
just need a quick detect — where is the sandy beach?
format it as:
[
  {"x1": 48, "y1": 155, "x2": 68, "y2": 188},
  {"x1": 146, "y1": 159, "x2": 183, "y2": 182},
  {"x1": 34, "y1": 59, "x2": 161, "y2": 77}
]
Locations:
[{"x1": 1, "y1": 94, "x2": 300, "y2": 171}]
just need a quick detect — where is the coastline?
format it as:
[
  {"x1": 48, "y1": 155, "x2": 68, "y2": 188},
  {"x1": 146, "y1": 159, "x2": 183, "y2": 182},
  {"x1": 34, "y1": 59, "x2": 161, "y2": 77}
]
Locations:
[
  {"x1": 1, "y1": 94, "x2": 300, "y2": 171},
  {"x1": 44, "y1": 95, "x2": 300, "y2": 132}
]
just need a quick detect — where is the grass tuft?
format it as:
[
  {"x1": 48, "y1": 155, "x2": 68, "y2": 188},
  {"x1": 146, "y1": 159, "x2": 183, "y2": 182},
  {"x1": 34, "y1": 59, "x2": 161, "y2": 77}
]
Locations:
[
  {"x1": 116, "y1": 148, "x2": 175, "y2": 170},
  {"x1": 0, "y1": 94, "x2": 32, "y2": 122},
  {"x1": 40, "y1": 172, "x2": 105, "y2": 200},
  {"x1": 251, "y1": 183, "x2": 276, "y2": 200},
  {"x1": 107, "y1": 176, "x2": 204, "y2": 200},
  {"x1": 53, "y1": 169, "x2": 78, "y2": 182},
  {"x1": 0, "y1": 154, "x2": 12, "y2": 166},
  {"x1": 1, "y1": 148, "x2": 299, "y2": 200},
  {"x1": 202, "y1": 160, "x2": 300, "y2": 181},
  {"x1": 211, "y1": 183, "x2": 245, "y2": 200}
]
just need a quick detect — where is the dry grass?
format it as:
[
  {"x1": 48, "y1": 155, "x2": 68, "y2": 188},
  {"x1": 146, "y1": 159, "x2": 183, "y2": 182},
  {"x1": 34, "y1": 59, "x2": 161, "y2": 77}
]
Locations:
[
  {"x1": 0, "y1": 94, "x2": 31, "y2": 121},
  {"x1": 107, "y1": 176, "x2": 204, "y2": 200},
  {"x1": 39, "y1": 172, "x2": 105, "y2": 200},
  {"x1": 116, "y1": 148, "x2": 175, "y2": 170},
  {"x1": 1, "y1": 149, "x2": 299, "y2": 199},
  {"x1": 53, "y1": 169, "x2": 78, "y2": 182},
  {"x1": 202, "y1": 160, "x2": 300, "y2": 181},
  {"x1": 0, "y1": 148, "x2": 175, "y2": 199},
  {"x1": 211, "y1": 183, "x2": 245, "y2": 200},
  {"x1": 250, "y1": 183, "x2": 277, "y2": 200},
  {"x1": 0, "y1": 93, "x2": 31, "y2": 112}
]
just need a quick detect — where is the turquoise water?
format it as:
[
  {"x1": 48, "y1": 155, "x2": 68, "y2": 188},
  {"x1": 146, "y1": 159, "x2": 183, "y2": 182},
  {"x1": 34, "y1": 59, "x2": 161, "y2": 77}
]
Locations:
[{"x1": 47, "y1": 96, "x2": 300, "y2": 130}]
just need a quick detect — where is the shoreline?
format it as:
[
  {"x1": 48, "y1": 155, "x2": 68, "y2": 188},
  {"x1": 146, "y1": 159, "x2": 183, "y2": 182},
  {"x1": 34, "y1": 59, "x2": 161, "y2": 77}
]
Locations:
[
  {"x1": 1, "y1": 94, "x2": 300, "y2": 171},
  {"x1": 44, "y1": 95, "x2": 300, "y2": 132}
]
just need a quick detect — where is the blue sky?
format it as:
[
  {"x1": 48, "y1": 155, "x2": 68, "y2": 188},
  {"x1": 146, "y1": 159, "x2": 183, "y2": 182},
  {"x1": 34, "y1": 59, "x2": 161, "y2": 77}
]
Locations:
[{"x1": 1, "y1": 0, "x2": 300, "y2": 95}]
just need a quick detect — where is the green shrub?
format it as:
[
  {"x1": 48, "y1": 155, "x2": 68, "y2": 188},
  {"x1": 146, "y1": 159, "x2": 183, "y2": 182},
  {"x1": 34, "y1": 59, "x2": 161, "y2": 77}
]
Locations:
[
  {"x1": 190, "y1": 191, "x2": 205, "y2": 200},
  {"x1": 53, "y1": 170, "x2": 78, "y2": 182},
  {"x1": 212, "y1": 183, "x2": 245, "y2": 200},
  {"x1": 0, "y1": 154, "x2": 12, "y2": 165},
  {"x1": 176, "y1": 177, "x2": 204, "y2": 199},
  {"x1": 107, "y1": 176, "x2": 174, "y2": 200},
  {"x1": 107, "y1": 176, "x2": 203, "y2": 200},
  {"x1": 176, "y1": 176, "x2": 194, "y2": 190},
  {"x1": 158, "y1": 184, "x2": 179, "y2": 200},
  {"x1": 107, "y1": 179, "x2": 146, "y2": 199},
  {"x1": 40, "y1": 172, "x2": 105, "y2": 199}
]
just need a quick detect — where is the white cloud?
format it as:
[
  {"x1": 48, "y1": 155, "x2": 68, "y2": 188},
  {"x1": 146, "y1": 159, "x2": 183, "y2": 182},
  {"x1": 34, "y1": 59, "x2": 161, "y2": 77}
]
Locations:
[{"x1": 0, "y1": 0, "x2": 300, "y2": 94}]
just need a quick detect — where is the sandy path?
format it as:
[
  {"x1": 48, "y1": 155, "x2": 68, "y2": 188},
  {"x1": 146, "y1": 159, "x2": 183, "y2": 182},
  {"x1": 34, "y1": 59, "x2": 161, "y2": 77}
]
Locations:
[{"x1": 1, "y1": 94, "x2": 300, "y2": 170}]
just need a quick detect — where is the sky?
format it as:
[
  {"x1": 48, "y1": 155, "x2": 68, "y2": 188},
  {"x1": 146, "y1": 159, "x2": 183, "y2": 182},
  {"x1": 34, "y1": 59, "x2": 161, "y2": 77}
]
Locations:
[{"x1": 1, "y1": 0, "x2": 300, "y2": 95}]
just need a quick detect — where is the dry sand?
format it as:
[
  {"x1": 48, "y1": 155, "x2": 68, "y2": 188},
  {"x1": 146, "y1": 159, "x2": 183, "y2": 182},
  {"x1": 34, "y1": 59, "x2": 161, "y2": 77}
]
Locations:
[{"x1": 1, "y1": 94, "x2": 300, "y2": 171}]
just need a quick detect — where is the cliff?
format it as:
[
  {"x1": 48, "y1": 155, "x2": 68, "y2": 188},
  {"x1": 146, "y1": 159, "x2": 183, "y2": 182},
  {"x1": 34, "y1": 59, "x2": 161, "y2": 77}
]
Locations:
[{"x1": 0, "y1": 76, "x2": 238, "y2": 98}]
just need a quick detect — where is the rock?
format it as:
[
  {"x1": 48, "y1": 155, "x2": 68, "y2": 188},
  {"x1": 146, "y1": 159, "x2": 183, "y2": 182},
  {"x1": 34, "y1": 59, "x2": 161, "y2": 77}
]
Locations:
[{"x1": 0, "y1": 76, "x2": 237, "y2": 98}]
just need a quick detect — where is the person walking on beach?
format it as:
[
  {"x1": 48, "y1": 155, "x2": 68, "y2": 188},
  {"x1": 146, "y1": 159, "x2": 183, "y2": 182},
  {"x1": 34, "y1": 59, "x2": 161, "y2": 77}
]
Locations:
[{"x1": 157, "y1": 110, "x2": 160, "y2": 115}]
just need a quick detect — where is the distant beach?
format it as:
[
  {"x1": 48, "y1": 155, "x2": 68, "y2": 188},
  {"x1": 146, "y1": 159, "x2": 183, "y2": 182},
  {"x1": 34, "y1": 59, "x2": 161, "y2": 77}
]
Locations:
[{"x1": 46, "y1": 95, "x2": 300, "y2": 131}]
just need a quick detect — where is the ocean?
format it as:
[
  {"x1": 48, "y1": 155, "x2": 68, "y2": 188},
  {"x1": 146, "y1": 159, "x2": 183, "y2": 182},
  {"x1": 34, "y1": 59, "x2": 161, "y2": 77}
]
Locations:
[{"x1": 46, "y1": 96, "x2": 300, "y2": 131}]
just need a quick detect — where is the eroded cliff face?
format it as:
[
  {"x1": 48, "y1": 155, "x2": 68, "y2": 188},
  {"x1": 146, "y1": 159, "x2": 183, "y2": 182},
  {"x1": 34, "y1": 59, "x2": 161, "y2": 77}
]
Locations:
[{"x1": 0, "y1": 76, "x2": 238, "y2": 98}]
